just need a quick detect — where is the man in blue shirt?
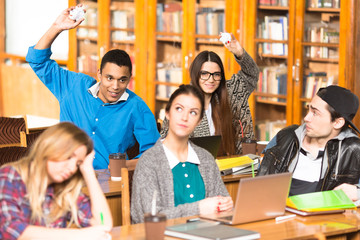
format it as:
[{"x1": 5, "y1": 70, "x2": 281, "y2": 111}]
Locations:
[{"x1": 26, "y1": 5, "x2": 160, "y2": 169}]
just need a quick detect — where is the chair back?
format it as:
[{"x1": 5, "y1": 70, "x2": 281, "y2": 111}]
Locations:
[
  {"x1": 121, "y1": 159, "x2": 138, "y2": 225},
  {"x1": 0, "y1": 146, "x2": 29, "y2": 166},
  {"x1": 0, "y1": 116, "x2": 27, "y2": 147}
]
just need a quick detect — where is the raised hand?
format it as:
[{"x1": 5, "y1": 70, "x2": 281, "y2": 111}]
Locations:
[
  {"x1": 220, "y1": 32, "x2": 244, "y2": 58},
  {"x1": 53, "y1": 4, "x2": 86, "y2": 32}
]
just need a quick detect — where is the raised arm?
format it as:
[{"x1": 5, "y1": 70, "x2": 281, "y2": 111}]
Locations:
[
  {"x1": 35, "y1": 5, "x2": 85, "y2": 50},
  {"x1": 222, "y1": 33, "x2": 259, "y2": 91}
]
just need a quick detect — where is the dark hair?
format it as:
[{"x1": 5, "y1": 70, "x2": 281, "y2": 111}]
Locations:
[
  {"x1": 317, "y1": 89, "x2": 349, "y2": 131},
  {"x1": 190, "y1": 51, "x2": 236, "y2": 155},
  {"x1": 100, "y1": 49, "x2": 132, "y2": 76},
  {"x1": 165, "y1": 84, "x2": 205, "y2": 119}
]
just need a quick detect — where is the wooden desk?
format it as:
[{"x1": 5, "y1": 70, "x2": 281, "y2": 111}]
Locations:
[
  {"x1": 93, "y1": 159, "x2": 138, "y2": 226},
  {"x1": 110, "y1": 211, "x2": 360, "y2": 240}
]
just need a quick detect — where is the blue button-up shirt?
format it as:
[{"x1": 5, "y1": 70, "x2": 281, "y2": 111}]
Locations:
[{"x1": 26, "y1": 46, "x2": 160, "y2": 169}]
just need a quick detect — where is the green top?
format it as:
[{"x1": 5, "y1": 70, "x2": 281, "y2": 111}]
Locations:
[{"x1": 172, "y1": 161, "x2": 205, "y2": 207}]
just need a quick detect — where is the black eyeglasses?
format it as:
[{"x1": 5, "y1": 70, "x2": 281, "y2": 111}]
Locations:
[{"x1": 200, "y1": 71, "x2": 222, "y2": 81}]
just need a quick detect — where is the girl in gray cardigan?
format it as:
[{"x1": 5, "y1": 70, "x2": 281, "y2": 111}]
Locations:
[{"x1": 131, "y1": 85, "x2": 233, "y2": 224}]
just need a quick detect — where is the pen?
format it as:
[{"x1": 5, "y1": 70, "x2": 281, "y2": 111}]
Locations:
[
  {"x1": 100, "y1": 212, "x2": 104, "y2": 225},
  {"x1": 251, "y1": 162, "x2": 255, "y2": 178},
  {"x1": 275, "y1": 214, "x2": 296, "y2": 222}
]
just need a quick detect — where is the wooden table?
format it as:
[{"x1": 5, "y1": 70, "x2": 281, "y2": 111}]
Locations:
[{"x1": 110, "y1": 210, "x2": 360, "y2": 239}]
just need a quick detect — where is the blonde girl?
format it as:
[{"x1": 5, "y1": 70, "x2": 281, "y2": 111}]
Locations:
[{"x1": 0, "y1": 122, "x2": 112, "y2": 240}]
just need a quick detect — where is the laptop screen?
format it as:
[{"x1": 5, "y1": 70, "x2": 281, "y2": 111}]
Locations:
[{"x1": 189, "y1": 135, "x2": 221, "y2": 159}]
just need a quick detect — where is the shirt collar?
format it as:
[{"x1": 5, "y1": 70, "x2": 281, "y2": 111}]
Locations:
[
  {"x1": 88, "y1": 82, "x2": 129, "y2": 104},
  {"x1": 162, "y1": 140, "x2": 201, "y2": 169}
]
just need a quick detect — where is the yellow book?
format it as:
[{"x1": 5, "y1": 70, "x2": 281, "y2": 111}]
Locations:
[{"x1": 215, "y1": 156, "x2": 253, "y2": 171}]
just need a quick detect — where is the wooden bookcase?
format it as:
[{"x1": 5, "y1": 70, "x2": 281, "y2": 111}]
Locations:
[
  {"x1": 1, "y1": 0, "x2": 359, "y2": 133},
  {"x1": 145, "y1": 0, "x2": 245, "y2": 120},
  {"x1": 243, "y1": 0, "x2": 359, "y2": 140},
  {"x1": 68, "y1": 0, "x2": 142, "y2": 92}
]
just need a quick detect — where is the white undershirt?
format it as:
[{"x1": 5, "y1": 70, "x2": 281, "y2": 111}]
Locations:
[
  {"x1": 205, "y1": 103, "x2": 215, "y2": 136},
  {"x1": 292, "y1": 148, "x2": 324, "y2": 182}
]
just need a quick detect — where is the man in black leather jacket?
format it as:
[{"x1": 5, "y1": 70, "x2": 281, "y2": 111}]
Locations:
[{"x1": 258, "y1": 86, "x2": 360, "y2": 200}]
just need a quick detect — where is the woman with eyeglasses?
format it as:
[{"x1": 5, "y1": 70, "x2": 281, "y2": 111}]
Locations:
[{"x1": 161, "y1": 33, "x2": 259, "y2": 156}]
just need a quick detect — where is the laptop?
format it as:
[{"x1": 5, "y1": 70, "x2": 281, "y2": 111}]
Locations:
[
  {"x1": 190, "y1": 135, "x2": 221, "y2": 159},
  {"x1": 200, "y1": 172, "x2": 292, "y2": 225}
]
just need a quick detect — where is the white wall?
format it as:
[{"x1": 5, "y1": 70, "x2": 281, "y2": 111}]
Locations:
[{"x1": 5, "y1": 0, "x2": 68, "y2": 60}]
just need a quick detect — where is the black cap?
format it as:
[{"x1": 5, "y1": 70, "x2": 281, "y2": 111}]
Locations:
[{"x1": 317, "y1": 85, "x2": 360, "y2": 134}]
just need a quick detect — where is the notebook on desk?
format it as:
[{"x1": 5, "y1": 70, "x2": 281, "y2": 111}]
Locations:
[
  {"x1": 190, "y1": 135, "x2": 221, "y2": 159},
  {"x1": 200, "y1": 172, "x2": 292, "y2": 225}
]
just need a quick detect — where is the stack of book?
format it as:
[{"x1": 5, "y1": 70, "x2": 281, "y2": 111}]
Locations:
[
  {"x1": 216, "y1": 154, "x2": 260, "y2": 176},
  {"x1": 286, "y1": 190, "x2": 356, "y2": 216}
]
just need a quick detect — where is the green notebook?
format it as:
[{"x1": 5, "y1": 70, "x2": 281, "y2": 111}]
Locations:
[{"x1": 286, "y1": 189, "x2": 356, "y2": 212}]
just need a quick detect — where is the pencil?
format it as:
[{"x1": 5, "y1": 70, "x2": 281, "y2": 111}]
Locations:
[
  {"x1": 100, "y1": 212, "x2": 104, "y2": 225},
  {"x1": 251, "y1": 161, "x2": 255, "y2": 178}
]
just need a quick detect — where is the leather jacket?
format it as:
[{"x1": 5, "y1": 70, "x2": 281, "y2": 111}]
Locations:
[{"x1": 257, "y1": 124, "x2": 360, "y2": 191}]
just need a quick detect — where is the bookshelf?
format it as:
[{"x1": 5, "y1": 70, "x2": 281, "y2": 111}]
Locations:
[
  {"x1": 0, "y1": 0, "x2": 359, "y2": 132},
  {"x1": 68, "y1": 0, "x2": 143, "y2": 93},
  {"x1": 149, "y1": 0, "x2": 244, "y2": 120},
  {"x1": 244, "y1": 0, "x2": 358, "y2": 141}
]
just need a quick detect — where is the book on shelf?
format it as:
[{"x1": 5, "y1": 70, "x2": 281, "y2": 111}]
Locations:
[
  {"x1": 286, "y1": 190, "x2": 356, "y2": 216},
  {"x1": 256, "y1": 120, "x2": 286, "y2": 141},
  {"x1": 111, "y1": 8, "x2": 135, "y2": 41},
  {"x1": 196, "y1": 8, "x2": 225, "y2": 38},
  {"x1": 156, "y1": 63, "x2": 182, "y2": 99},
  {"x1": 258, "y1": 0, "x2": 288, "y2": 7},
  {"x1": 77, "y1": 55, "x2": 99, "y2": 73},
  {"x1": 303, "y1": 72, "x2": 333, "y2": 99},
  {"x1": 306, "y1": 23, "x2": 339, "y2": 43},
  {"x1": 307, "y1": 0, "x2": 340, "y2": 8},
  {"x1": 165, "y1": 221, "x2": 260, "y2": 240},
  {"x1": 258, "y1": 15, "x2": 288, "y2": 56},
  {"x1": 156, "y1": 2, "x2": 182, "y2": 34},
  {"x1": 257, "y1": 64, "x2": 287, "y2": 102}
]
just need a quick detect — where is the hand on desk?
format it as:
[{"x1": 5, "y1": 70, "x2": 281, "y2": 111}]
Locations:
[
  {"x1": 334, "y1": 183, "x2": 358, "y2": 201},
  {"x1": 199, "y1": 196, "x2": 233, "y2": 215},
  {"x1": 79, "y1": 225, "x2": 111, "y2": 240}
]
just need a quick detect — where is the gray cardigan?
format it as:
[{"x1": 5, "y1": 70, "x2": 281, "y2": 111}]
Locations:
[
  {"x1": 130, "y1": 139, "x2": 229, "y2": 224},
  {"x1": 160, "y1": 51, "x2": 259, "y2": 155}
]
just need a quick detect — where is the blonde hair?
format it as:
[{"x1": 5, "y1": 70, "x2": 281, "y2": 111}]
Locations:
[{"x1": 8, "y1": 122, "x2": 93, "y2": 227}]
